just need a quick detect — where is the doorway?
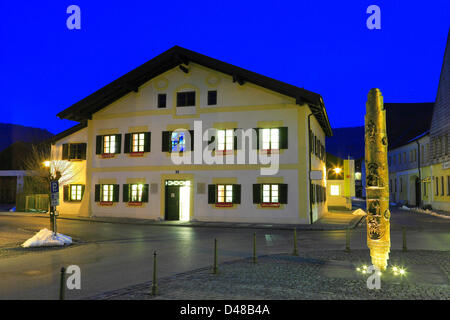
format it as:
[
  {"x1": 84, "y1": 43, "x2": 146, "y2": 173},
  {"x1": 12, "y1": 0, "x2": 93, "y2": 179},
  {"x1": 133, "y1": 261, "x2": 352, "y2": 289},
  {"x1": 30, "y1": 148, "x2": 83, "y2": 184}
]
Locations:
[{"x1": 164, "y1": 180, "x2": 191, "y2": 221}]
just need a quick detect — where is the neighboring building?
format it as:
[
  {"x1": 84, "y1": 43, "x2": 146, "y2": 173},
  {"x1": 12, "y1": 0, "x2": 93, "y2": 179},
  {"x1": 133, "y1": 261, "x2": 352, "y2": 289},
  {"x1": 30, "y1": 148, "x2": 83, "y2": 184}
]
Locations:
[
  {"x1": 326, "y1": 153, "x2": 355, "y2": 210},
  {"x1": 0, "y1": 170, "x2": 26, "y2": 204},
  {"x1": 51, "y1": 46, "x2": 332, "y2": 224}
]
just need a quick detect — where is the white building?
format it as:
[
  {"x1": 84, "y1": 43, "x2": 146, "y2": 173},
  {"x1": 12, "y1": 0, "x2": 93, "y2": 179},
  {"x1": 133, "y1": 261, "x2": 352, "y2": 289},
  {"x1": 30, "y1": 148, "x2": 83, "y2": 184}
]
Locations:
[{"x1": 51, "y1": 46, "x2": 332, "y2": 224}]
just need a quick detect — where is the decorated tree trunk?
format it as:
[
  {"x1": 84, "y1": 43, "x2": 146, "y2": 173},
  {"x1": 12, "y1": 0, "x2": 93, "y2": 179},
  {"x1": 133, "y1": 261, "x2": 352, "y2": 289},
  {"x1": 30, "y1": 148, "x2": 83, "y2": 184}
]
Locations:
[{"x1": 365, "y1": 88, "x2": 390, "y2": 271}]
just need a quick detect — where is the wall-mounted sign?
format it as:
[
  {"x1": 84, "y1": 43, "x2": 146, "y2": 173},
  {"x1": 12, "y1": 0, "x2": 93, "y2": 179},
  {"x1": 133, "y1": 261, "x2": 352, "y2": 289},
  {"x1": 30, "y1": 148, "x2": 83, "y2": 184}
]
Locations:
[
  {"x1": 443, "y1": 161, "x2": 450, "y2": 170},
  {"x1": 310, "y1": 170, "x2": 323, "y2": 180}
]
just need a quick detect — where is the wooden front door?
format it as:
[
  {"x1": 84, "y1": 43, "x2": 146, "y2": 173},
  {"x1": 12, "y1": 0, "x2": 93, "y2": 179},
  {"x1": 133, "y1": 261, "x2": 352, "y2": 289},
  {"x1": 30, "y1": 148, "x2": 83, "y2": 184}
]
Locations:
[{"x1": 165, "y1": 185, "x2": 180, "y2": 220}]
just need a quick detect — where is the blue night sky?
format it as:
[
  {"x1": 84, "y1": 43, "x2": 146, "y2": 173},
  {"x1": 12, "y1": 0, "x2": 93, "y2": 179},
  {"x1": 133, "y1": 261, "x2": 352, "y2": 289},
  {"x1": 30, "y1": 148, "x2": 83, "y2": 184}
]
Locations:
[{"x1": 1, "y1": 1, "x2": 449, "y2": 134}]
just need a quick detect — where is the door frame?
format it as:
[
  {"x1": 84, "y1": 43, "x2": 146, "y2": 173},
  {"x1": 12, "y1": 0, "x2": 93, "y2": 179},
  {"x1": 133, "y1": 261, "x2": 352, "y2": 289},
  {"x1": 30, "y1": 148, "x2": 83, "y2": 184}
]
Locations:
[{"x1": 160, "y1": 174, "x2": 194, "y2": 221}]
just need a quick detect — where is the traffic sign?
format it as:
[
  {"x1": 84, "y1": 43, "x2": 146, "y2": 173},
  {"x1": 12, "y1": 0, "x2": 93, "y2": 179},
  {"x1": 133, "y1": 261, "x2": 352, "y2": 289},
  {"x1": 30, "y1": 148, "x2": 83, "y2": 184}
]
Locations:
[
  {"x1": 51, "y1": 193, "x2": 60, "y2": 206},
  {"x1": 50, "y1": 180, "x2": 59, "y2": 194}
]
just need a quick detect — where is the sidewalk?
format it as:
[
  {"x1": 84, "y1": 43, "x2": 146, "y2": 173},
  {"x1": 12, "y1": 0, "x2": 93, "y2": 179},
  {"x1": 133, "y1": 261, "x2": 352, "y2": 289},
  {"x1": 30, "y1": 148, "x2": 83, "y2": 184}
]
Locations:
[{"x1": 0, "y1": 209, "x2": 365, "y2": 231}]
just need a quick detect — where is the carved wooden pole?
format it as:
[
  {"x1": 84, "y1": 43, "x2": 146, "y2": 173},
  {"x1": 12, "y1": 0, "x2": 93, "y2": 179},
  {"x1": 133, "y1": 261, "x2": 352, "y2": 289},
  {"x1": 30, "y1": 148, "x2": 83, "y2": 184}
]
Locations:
[{"x1": 365, "y1": 88, "x2": 390, "y2": 271}]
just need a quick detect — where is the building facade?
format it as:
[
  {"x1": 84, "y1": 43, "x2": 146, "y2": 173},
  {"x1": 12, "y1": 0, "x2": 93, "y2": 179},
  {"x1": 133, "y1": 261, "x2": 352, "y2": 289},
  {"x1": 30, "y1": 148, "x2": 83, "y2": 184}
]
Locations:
[{"x1": 51, "y1": 47, "x2": 332, "y2": 224}]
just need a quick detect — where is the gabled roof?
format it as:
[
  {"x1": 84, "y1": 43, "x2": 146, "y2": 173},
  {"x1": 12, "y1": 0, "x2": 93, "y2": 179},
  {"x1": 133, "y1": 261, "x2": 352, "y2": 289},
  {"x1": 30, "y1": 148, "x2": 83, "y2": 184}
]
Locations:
[
  {"x1": 49, "y1": 121, "x2": 87, "y2": 144},
  {"x1": 385, "y1": 102, "x2": 434, "y2": 150},
  {"x1": 56, "y1": 46, "x2": 332, "y2": 136}
]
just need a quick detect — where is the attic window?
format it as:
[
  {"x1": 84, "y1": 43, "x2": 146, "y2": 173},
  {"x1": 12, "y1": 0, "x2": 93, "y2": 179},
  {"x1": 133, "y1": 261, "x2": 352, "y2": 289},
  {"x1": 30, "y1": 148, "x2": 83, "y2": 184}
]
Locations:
[{"x1": 177, "y1": 91, "x2": 195, "y2": 107}]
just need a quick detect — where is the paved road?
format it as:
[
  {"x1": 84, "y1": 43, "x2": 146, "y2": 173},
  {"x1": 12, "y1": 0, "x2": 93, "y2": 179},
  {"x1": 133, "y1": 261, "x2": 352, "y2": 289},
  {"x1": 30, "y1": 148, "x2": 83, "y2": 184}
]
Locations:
[{"x1": 0, "y1": 208, "x2": 449, "y2": 299}]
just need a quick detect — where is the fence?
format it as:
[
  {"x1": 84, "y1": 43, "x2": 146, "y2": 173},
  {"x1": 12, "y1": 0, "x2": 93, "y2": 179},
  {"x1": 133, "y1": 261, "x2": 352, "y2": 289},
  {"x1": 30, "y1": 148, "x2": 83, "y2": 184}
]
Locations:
[{"x1": 25, "y1": 194, "x2": 49, "y2": 212}]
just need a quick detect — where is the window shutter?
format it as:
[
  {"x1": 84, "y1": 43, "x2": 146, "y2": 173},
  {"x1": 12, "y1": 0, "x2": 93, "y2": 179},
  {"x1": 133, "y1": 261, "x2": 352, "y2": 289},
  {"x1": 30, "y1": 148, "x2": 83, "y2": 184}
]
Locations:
[
  {"x1": 124, "y1": 133, "x2": 131, "y2": 153},
  {"x1": 208, "y1": 184, "x2": 216, "y2": 204},
  {"x1": 233, "y1": 184, "x2": 241, "y2": 204},
  {"x1": 253, "y1": 128, "x2": 260, "y2": 150},
  {"x1": 233, "y1": 128, "x2": 239, "y2": 150},
  {"x1": 113, "y1": 184, "x2": 120, "y2": 202},
  {"x1": 189, "y1": 130, "x2": 194, "y2": 151},
  {"x1": 279, "y1": 184, "x2": 288, "y2": 204},
  {"x1": 144, "y1": 132, "x2": 151, "y2": 152},
  {"x1": 63, "y1": 185, "x2": 69, "y2": 202},
  {"x1": 253, "y1": 184, "x2": 261, "y2": 204},
  {"x1": 311, "y1": 184, "x2": 315, "y2": 204},
  {"x1": 62, "y1": 144, "x2": 69, "y2": 160},
  {"x1": 80, "y1": 143, "x2": 87, "y2": 160},
  {"x1": 123, "y1": 184, "x2": 129, "y2": 202},
  {"x1": 142, "y1": 184, "x2": 149, "y2": 202},
  {"x1": 95, "y1": 184, "x2": 100, "y2": 202},
  {"x1": 162, "y1": 131, "x2": 171, "y2": 152},
  {"x1": 81, "y1": 185, "x2": 85, "y2": 200},
  {"x1": 309, "y1": 131, "x2": 313, "y2": 154},
  {"x1": 115, "y1": 134, "x2": 122, "y2": 154},
  {"x1": 279, "y1": 127, "x2": 288, "y2": 149},
  {"x1": 96, "y1": 136, "x2": 102, "y2": 154}
]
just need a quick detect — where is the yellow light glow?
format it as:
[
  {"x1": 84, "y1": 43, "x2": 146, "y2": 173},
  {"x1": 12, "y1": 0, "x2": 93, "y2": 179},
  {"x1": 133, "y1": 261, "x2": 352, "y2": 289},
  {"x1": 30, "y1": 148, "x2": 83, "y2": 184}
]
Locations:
[
  {"x1": 399, "y1": 268, "x2": 405, "y2": 275},
  {"x1": 43, "y1": 161, "x2": 51, "y2": 168},
  {"x1": 392, "y1": 266, "x2": 398, "y2": 272},
  {"x1": 333, "y1": 167, "x2": 342, "y2": 174}
]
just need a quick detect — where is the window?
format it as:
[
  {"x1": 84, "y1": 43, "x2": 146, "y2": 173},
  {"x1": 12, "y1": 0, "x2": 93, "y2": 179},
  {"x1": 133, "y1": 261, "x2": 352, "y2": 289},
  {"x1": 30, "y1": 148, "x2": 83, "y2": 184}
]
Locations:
[
  {"x1": 435, "y1": 177, "x2": 439, "y2": 196},
  {"x1": 63, "y1": 184, "x2": 84, "y2": 202},
  {"x1": 62, "y1": 143, "x2": 86, "y2": 160},
  {"x1": 261, "y1": 128, "x2": 279, "y2": 150},
  {"x1": 207, "y1": 90, "x2": 217, "y2": 105},
  {"x1": 447, "y1": 176, "x2": 450, "y2": 196},
  {"x1": 217, "y1": 129, "x2": 234, "y2": 151},
  {"x1": 171, "y1": 132, "x2": 186, "y2": 152},
  {"x1": 262, "y1": 184, "x2": 279, "y2": 203},
  {"x1": 132, "y1": 133, "x2": 145, "y2": 152},
  {"x1": 400, "y1": 177, "x2": 403, "y2": 192},
  {"x1": 330, "y1": 185, "x2": 340, "y2": 196},
  {"x1": 441, "y1": 176, "x2": 444, "y2": 195},
  {"x1": 217, "y1": 184, "x2": 233, "y2": 203},
  {"x1": 157, "y1": 94, "x2": 167, "y2": 108},
  {"x1": 177, "y1": 91, "x2": 195, "y2": 107},
  {"x1": 403, "y1": 152, "x2": 406, "y2": 163},
  {"x1": 103, "y1": 135, "x2": 116, "y2": 154},
  {"x1": 102, "y1": 184, "x2": 114, "y2": 202},
  {"x1": 208, "y1": 184, "x2": 240, "y2": 205},
  {"x1": 130, "y1": 184, "x2": 144, "y2": 202}
]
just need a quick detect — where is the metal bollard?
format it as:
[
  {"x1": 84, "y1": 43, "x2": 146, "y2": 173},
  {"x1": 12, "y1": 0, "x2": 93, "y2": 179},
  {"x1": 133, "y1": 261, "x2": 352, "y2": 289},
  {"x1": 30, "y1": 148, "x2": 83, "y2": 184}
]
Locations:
[
  {"x1": 151, "y1": 251, "x2": 158, "y2": 295},
  {"x1": 402, "y1": 227, "x2": 407, "y2": 252},
  {"x1": 293, "y1": 228, "x2": 299, "y2": 256},
  {"x1": 213, "y1": 238, "x2": 218, "y2": 274},
  {"x1": 253, "y1": 232, "x2": 257, "y2": 263},
  {"x1": 59, "y1": 267, "x2": 66, "y2": 300},
  {"x1": 345, "y1": 227, "x2": 351, "y2": 252}
]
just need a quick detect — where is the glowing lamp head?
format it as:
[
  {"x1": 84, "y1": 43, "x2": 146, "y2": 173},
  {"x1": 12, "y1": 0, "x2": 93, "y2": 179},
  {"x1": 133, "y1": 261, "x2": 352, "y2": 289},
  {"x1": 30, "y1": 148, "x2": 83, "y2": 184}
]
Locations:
[
  {"x1": 43, "y1": 161, "x2": 51, "y2": 168},
  {"x1": 333, "y1": 167, "x2": 342, "y2": 174}
]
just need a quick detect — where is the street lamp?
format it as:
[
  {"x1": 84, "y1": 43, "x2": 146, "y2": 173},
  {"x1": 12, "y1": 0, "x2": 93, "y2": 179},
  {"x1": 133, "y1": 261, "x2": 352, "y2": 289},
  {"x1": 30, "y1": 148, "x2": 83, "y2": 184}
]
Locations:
[{"x1": 333, "y1": 167, "x2": 342, "y2": 174}]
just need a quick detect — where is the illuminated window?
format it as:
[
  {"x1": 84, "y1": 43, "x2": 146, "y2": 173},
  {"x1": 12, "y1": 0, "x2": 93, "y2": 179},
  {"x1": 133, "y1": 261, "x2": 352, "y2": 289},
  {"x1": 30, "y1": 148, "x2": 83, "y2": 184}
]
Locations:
[
  {"x1": 262, "y1": 184, "x2": 279, "y2": 203},
  {"x1": 217, "y1": 129, "x2": 234, "y2": 151},
  {"x1": 103, "y1": 135, "x2": 116, "y2": 154},
  {"x1": 261, "y1": 128, "x2": 279, "y2": 150},
  {"x1": 130, "y1": 184, "x2": 144, "y2": 202},
  {"x1": 217, "y1": 184, "x2": 233, "y2": 203},
  {"x1": 132, "y1": 133, "x2": 145, "y2": 152},
  {"x1": 70, "y1": 185, "x2": 83, "y2": 201},
  {"x1": 330, "y1": 185, "x2": 340, "y2": 196},
  {"x1": 102, "y1": 184, "x2": 114, "y2": 202},
  {"x1": 171, "y1": 132, "x2": 186, "y2": 152}
]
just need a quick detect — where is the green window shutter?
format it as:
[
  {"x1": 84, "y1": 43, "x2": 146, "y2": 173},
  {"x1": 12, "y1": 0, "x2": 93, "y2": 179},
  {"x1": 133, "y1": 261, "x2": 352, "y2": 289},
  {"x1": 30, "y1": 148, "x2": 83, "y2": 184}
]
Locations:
[
  {"x1": 63, "y1": 185, "x2": 69, "y2": 202},
  {"x1": 62, "y1": 144, "x2": 69, "y2": 160},
  {"x1": 113, "y1": 184, "x2": 120, "y2": 202},
  {"x1": 253, "y1": 128, "x2": 260, "y2": 150},
  {"x1": 189, "y1": 130, "x2": 195, "y2": 151},
  {"x1": 279, "y1": 127, "x2": 288, "y2": 149},
  {"x1": 233, "y1": 184, "x2": 241, "y2": 204},
  {"x1": 96, "y1": 136, "x2": 102, "y2": 154},
  {"x1": 81, "y1": 185, "x2": 85, "y2": 200},
  {"x1": 124, "y1": 133, "x2": 131, "y2": 153},
  {"x1": 123, "y1": 184, "x2": 129, "y2": 202},
  {"x1": 144, "y1": 132, "x2": 151, "y2": 152},
  {"x1": 162, "y1": 131, "x2": 171, "y2": 152},
  {"x1": 312, "y1": 184, "x2": 316, "y2": 204},
  {"x1": 142, "y1": 184, "x2": 149, "y2": 202},
  {"x1": 233, "y1": 129, "x2": 239, "y2": 150},
  {"x1": 80, "y1": 143, "x2": 87, "y2": 160},
  {"x1": 115, "y1": 134, "x2": 122, "y2": 154},
  {"x1": 253, "y1": 184, "x2": 261, "y2": 204},
  {"x1": 208, "y1": 184, "x2": 216, "y2": 204},
  {"x1": 279, "y1": 184, "x2": 288, "y2": 204},
  {"x1": 95, "y1": 184, "x2": 100, "y2": 202}
]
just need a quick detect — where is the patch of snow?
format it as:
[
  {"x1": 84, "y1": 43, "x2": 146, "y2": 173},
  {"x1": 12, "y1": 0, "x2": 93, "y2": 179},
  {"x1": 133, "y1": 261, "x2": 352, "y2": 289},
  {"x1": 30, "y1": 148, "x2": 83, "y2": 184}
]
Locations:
[
  {"x1": 407, "y1": 207, "x2": 450, "y2": 219},
  {"x1": 22, "y1": 228, "x2": 72, "y2": 248},
  {"x1": 352, "y1": 208, "x2": 366, "y2": 216},
  {"x1": 400, "y1": 205, "x2": 411, "y2": 210}
]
